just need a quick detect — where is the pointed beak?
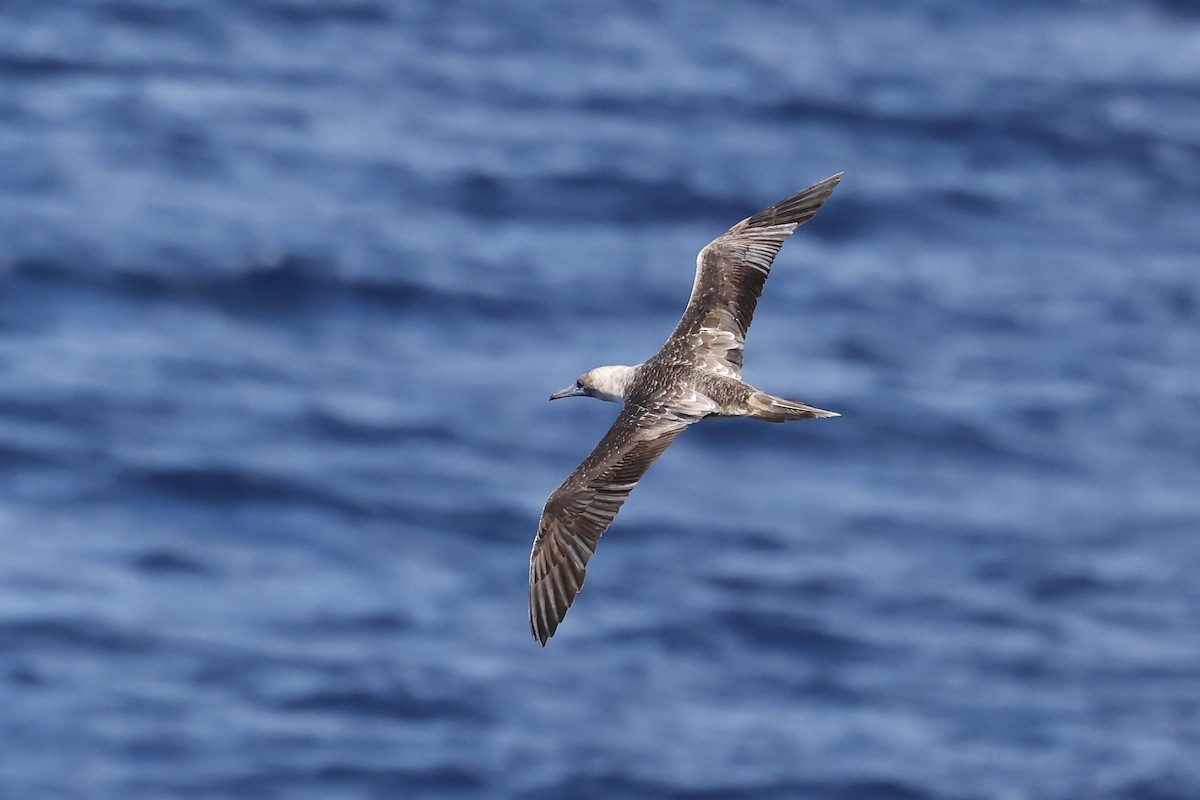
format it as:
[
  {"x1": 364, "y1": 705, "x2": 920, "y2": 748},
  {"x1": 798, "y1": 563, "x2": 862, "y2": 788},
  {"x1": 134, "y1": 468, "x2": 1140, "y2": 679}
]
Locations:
[{"x1": 549, "y1": 385, "x2": 583, "y2": 401}]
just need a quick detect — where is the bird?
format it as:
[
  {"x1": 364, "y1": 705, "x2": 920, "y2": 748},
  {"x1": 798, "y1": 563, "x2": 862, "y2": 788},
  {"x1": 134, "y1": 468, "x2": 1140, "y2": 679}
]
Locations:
[{"x1": 529, "y1": 173, "x2": 843, "y2": 645}]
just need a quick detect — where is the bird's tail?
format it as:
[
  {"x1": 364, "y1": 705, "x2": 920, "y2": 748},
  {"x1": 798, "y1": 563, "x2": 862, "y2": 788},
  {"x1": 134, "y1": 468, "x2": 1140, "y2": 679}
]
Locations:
[{"x1": 746, "y1": 392, "x2": 839, "y2": 423}]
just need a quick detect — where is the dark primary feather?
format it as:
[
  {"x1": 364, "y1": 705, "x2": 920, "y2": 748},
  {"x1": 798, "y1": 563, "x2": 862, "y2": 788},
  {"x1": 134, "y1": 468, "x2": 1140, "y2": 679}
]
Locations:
[
  {"x1": 528, "y1": 404, "x2": 688, "y2": 645},
  {"x1": 657, "y1": 173, "x2": 842, "y2": 377}
]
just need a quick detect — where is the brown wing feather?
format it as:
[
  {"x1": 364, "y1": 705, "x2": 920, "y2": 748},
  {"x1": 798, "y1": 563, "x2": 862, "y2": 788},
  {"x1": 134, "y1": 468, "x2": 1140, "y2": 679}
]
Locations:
[
  {"x1": 529, "y1": 405, "x2": 688, "y2": 645},
  {"x1": 658, "y1": 173, "x2": 842, "y2": 376}
]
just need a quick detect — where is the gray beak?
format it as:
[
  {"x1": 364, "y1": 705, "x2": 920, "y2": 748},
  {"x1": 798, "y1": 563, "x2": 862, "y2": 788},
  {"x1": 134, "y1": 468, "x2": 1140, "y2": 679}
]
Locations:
[{"x1": 549, "y1": 384, "x2": 584, "y2": 401}]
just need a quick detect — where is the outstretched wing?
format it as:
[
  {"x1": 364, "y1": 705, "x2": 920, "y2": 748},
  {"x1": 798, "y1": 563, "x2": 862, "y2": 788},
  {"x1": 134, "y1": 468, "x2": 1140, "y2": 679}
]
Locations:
[
  {"x1": 658, "y1": 173, "x2": 842, "y2": 378},
  {"x1": 529, "y1": 404, "x2": 689, "y2": 645}
]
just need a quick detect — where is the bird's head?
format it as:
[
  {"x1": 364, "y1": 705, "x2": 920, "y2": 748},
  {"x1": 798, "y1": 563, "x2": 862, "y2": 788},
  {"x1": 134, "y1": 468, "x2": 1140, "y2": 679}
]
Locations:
[{"x1": 549, "y1": 365, "x2": 636, "y2": 404}]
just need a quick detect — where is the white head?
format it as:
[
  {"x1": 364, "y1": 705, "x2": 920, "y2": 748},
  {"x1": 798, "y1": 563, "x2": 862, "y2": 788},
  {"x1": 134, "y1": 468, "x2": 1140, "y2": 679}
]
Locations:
[{"x1": 550, "y1": 365, "x2": 637, "y2": 405}]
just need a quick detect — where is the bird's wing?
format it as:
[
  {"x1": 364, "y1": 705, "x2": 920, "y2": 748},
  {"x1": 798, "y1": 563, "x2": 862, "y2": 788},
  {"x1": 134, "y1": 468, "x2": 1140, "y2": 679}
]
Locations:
[
  {"x1": 529, "y1": 403, "x2": 689, "y2": 645},
  {"x1": 659, "y1": 173, "x2": 842, "y2": 378}
]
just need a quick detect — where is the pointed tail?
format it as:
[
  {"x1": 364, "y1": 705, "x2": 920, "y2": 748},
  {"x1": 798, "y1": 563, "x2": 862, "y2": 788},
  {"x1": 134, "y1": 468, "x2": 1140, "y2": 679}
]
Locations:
[{"x1": 746, "y1": 392, "x2": 840, "y2": 423}]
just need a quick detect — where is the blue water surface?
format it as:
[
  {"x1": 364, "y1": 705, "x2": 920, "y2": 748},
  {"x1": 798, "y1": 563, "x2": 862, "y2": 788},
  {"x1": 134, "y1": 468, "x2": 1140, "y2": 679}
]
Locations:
[{"x1": 1, "y1": 1, "x2": 1199, "y2": 798}]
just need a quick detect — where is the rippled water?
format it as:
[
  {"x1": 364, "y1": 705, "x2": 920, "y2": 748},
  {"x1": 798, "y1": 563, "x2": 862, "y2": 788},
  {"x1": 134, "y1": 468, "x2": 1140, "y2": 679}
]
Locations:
[{"x1": 2, "y1": 2, "x2": 1199, "y2": 798}]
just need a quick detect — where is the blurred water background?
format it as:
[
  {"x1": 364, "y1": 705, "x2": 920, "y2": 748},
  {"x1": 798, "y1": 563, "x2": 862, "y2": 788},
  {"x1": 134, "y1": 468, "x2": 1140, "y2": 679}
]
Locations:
[{"x1": 1, "y1": 1, "x2": 1199, "y2": 798}]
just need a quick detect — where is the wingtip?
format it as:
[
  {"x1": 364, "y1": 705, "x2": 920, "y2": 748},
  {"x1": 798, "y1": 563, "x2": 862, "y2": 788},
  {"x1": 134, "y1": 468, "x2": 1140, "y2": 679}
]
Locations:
[
  {"x1": 810, "y1": 171, "x2": 843, "y2": 189},
  {"x1": 814, "y1": 172, "x2": 844, "y2": 193},
  {"x1": 530, "y1": 607, "x2": 550, "y2": 646},
  {"x1": 529, "y1": 591, "x2": 558, "y2": 646},
  {"x1": 742, "y1": 172, "x2": 845, "y2": 230}
]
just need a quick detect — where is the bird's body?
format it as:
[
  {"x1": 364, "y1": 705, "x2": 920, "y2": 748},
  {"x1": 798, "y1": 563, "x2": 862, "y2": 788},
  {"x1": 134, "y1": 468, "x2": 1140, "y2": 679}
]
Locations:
[{"x1": 529, "y1": 173, "x2": 843, "y2": 645}]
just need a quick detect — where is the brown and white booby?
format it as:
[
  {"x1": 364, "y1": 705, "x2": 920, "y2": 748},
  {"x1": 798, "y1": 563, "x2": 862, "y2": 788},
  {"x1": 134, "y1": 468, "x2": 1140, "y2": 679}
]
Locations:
[{"x1": 529, "y1": 173, "x2": 843, "y2": 645}]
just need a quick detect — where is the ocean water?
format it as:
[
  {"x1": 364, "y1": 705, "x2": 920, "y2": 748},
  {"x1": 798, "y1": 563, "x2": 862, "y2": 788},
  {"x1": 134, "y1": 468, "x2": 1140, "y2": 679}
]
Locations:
[{"x1": 1, "y1": 1, "x2": 1199, "y2": 798}]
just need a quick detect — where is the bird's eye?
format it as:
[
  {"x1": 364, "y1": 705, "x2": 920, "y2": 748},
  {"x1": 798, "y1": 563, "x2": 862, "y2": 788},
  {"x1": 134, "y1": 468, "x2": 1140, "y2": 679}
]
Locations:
[{"x1": 575, "y1": 380, "x2": 583, "y2": 389}]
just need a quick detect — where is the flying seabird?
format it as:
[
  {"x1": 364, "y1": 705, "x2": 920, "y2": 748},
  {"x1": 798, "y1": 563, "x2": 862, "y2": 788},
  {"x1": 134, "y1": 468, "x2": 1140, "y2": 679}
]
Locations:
[{"x1": 529, "y1": 173, "x2": 843, "y2": 645}]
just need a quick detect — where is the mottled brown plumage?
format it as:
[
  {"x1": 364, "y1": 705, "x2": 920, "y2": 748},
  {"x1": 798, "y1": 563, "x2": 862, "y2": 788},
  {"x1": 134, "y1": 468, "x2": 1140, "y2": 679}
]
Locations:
[{"x1": 530, "y1": 173, "x2": 843, "y2": 645}]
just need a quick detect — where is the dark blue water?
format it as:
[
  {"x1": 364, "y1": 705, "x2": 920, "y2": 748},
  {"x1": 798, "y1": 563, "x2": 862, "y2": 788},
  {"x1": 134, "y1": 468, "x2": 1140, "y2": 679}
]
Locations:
[{"x1": 2, "y1": 1, "x2": 1199, "y2": 798}]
